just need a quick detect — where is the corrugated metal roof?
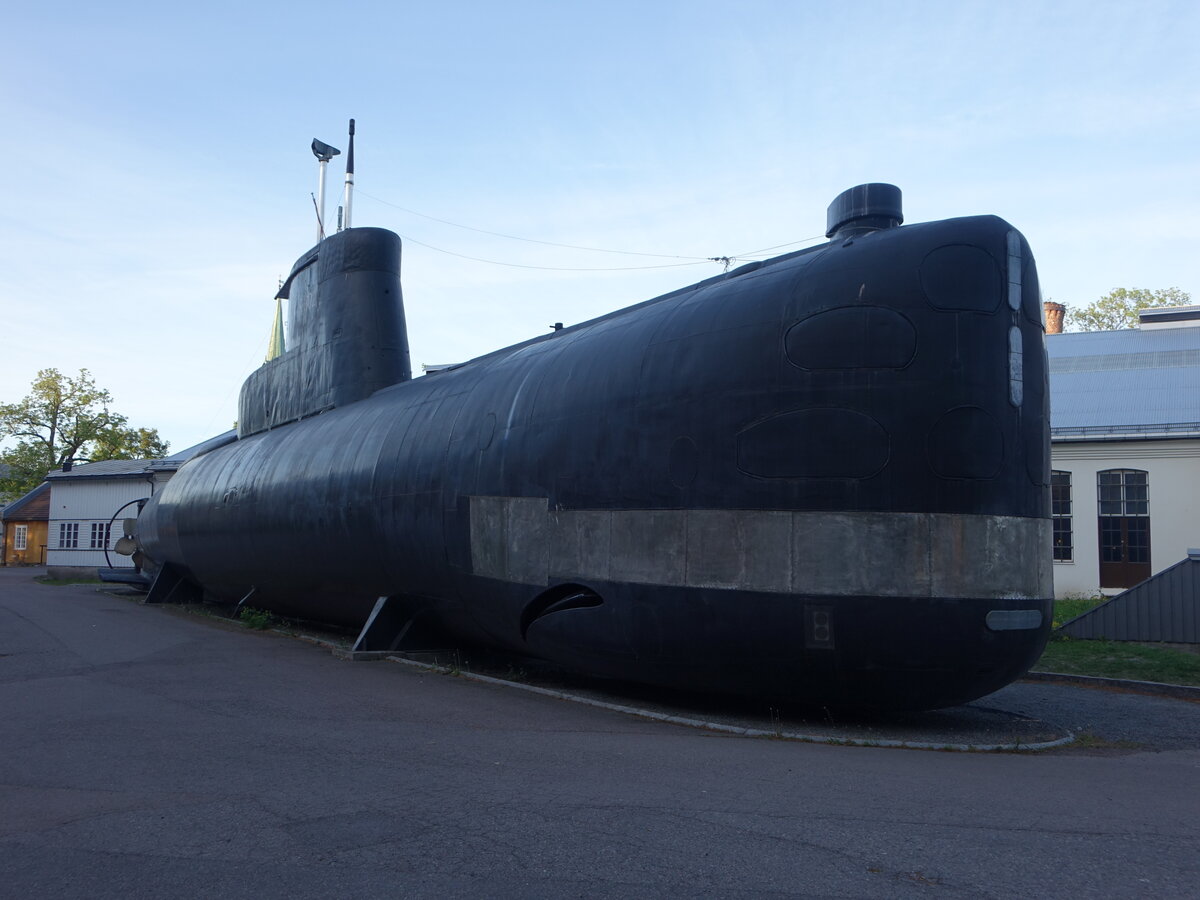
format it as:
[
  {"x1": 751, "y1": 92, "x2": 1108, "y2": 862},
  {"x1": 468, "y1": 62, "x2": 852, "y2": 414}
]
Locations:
[
  {"x1": 1060, "y1": 555, "x2": 1199, "y2": 642},
  {"x1": 45, "y1": 459, "x2": 152, "y2": 480},
  {"x1": 154, "y1": 429, "x2": 238, "y2": 466},
  {"x1": 1047, "y1": 325, "x2": 1200, "y2": 436}
]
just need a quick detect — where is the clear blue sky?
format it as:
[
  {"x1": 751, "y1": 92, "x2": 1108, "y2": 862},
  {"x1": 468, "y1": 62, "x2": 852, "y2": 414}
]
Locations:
[{"x1": 2, "y1": 0, "x2": 1198, "y2": 452}]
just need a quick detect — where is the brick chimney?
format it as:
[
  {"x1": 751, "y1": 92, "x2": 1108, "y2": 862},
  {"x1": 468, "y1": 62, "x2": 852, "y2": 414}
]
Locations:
[{"x1": 1043, "y1": 301, "x2": 1065, "y2": 335}]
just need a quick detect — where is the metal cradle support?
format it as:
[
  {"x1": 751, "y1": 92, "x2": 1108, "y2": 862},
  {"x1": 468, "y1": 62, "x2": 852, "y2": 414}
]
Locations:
[
  {"x1": 143, "y1": 563, "x2": 200, "y2": 605},
  {"x1": 352, "y1": 595, "x2": 443, "y2": 653}
]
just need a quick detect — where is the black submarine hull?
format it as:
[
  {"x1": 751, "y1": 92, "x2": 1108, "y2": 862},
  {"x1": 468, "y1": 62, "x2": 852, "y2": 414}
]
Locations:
[{"x1": 138, "y1": 191, "x2": 1053, "y2": 709}]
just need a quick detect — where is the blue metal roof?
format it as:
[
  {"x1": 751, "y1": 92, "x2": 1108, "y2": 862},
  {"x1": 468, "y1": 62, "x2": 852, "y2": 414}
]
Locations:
[
  {"x1": 148, "y1": 429, "x2": 238, "y2": 469},
  {"x1": 1047, "y1": 325, "x2": 1200, "y2": 439}
]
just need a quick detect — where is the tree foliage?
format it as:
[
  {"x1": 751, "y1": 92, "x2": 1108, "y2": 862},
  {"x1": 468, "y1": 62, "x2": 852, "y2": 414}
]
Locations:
[
  {"x1": 91, "y1": 425, "x2": 171, "y2": 461},
  {"x1": 1065, "y1": 287, "x2": 1191, "y2": 332},
  {"x1": 0, "y1": 368, "x2": 169, "y2": 496}
]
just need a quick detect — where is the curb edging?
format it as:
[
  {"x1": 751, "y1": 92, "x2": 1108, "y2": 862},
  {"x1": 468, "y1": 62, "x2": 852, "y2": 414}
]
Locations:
[{"x1": 384, "y1": 654, "x2": 1074, "y2": 752}]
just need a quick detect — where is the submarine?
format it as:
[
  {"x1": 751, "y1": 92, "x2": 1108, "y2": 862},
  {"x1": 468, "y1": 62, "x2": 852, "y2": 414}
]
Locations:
[{"x1": 126, "y1": 176, "x2": 1053, "y2": 710}]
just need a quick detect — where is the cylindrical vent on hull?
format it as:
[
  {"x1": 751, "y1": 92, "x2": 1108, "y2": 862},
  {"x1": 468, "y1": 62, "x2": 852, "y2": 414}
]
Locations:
[{"x1": 826, "y1": 183, "x2": 903, "y2": 239}]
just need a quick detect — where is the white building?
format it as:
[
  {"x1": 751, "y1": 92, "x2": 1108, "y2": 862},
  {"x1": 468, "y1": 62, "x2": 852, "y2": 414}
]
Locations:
[
  {"x1": 43, "y1": 431, "x2": 236, "y2": 577},
  {"x1": 44, "y1": 459, "x2": 157, "y2": 575},
  {"x1": 1047, "y1": 307, "x2": 1200, "y2": 597}
]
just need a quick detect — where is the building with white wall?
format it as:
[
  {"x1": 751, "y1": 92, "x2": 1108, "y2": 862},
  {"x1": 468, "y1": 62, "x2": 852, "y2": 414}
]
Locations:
[
  {"x1": 44, "y1": 460, "x2": 162, "y2": 575},
  {"x1": 43, "y1": 431, "x2": 236, "y2": 577},
  {"x1": 1047, "y1": 307, "x2": 1200, "y2": 597}
]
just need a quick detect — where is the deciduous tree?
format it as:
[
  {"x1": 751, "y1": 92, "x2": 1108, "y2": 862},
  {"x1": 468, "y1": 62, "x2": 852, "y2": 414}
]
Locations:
[
  {"x1": 1065, "y1": 287, "x2": 1190, "y2": 332},
  {"x1": 91, "y1": 425, "x2": 171, "y2": 461},
  {"x1": 0, "y1": 368, "x2": 168, "y2": 496}
]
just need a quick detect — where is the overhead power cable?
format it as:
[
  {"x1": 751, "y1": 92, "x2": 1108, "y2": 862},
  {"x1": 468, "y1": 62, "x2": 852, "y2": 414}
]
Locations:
[
  {"x1": 732, "y1": 235, "x2": 828, "y2": 258},
  {"x1": 397, "y1": 232, "x2": 712, "y2": 272},
  {"x1": 357, "y1": 189, "x2": 713, "y2": 261},
  {"x1": 354, "y1": 187, "x2": 829, "y2": 272}
]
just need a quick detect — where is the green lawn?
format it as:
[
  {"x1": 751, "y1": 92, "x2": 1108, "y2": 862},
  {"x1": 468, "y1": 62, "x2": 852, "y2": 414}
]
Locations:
[
  {"x1": 1035, "y1": 639, "x2": 1200, "y2": 687},
  {"x1": 1051, "y1": 593, "x2": 1107, "y2": 629},
  {"x1": 1034, "y1": 595, "x2": 1200, "y2": 687}
]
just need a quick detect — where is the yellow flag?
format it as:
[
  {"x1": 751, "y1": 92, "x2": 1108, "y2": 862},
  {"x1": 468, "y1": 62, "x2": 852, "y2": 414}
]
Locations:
[{"x1": 265, "y1": 297, "x2": 286, "y2": 362}]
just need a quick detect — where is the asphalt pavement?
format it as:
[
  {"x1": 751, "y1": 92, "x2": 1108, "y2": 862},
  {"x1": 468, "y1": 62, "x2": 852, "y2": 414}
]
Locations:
[{"x1": 1, "y1": 566, "x2": 1197, "y2": 898}]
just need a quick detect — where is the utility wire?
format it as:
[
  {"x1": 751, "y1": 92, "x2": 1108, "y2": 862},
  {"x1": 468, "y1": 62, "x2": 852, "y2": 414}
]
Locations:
[
  {"x1": 355, "y1": 187, "x2": 829, "y2": 272},
  {"x1": 731, "y1": 234, "x2": 828, "y2": 258},
  {"x1": 397, "y1": 232, "x2": 712, "y2": 272},
  {"x1": 357, "y1": 189, "x2": 714, "y2": 261}
]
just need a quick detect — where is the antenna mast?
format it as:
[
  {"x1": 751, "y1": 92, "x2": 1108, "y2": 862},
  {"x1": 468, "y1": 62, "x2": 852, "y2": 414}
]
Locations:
[
  {"x1": 341, "y1": 118, "x2": 355, "y2": 231},
  {"x1": 311, "y1": 137, "x2": 341, "y2": 243}
]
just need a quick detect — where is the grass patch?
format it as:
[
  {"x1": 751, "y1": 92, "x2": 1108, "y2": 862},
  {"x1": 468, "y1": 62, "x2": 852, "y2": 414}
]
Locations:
[
  {"x1": 1051, "y1": 592, "x2": 1107, "y2": 630},
  {"x1": 1037, "y1": 593, "x2": 1200, "y2": 686},
  {"x1": 35, "y1": 575, "x2": 102, "y2": 586},
  {"x1": 1035, "y1": 639, "x2": 1200, "y2": 687},
  {"x1": 238, "y1": 607, "x2": 274, "y2": 630}
]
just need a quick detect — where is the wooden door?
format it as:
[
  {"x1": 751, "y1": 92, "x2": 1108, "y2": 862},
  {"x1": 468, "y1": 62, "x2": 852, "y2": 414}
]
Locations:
[{"x1": 1096, "y1": 469, "x2": 1151, "y2": 590}]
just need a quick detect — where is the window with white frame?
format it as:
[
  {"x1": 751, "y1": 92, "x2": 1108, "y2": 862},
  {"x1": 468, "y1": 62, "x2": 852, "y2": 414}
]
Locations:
[
  {"x1": 14, "y1": 524, "x2": 28, "y2": 551},
  {"x1": 90, "y1": 522, "x2": 111, "y2": 549},
  {"x1": 59, "y1": 522, "x2": 79, "y2": 549},
  {"x1": 1051, "y1": 470, "x2": 1072, "y2": 562}
]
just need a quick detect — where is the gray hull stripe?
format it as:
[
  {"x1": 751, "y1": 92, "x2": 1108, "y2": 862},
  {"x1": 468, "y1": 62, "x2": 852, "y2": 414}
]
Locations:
[{"x1": 469, "y1": 498, "x2": 1053, "y2": 600}]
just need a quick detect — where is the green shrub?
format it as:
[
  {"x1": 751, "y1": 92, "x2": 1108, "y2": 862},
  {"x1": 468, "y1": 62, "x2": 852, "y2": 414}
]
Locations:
[{"x1": 238, "y1": 607, "x2": 273, "y2": 630}]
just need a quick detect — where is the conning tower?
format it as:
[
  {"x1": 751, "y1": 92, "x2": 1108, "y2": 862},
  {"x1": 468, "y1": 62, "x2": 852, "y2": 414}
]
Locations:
[{"x1": 238, "y1": 226, "x2": 412, "y2": 436}]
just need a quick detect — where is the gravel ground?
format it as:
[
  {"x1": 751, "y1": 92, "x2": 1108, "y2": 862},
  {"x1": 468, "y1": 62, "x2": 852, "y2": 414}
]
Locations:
[{"x1": 987, "y1": 679, "x2": 1200, "y2": 752}]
